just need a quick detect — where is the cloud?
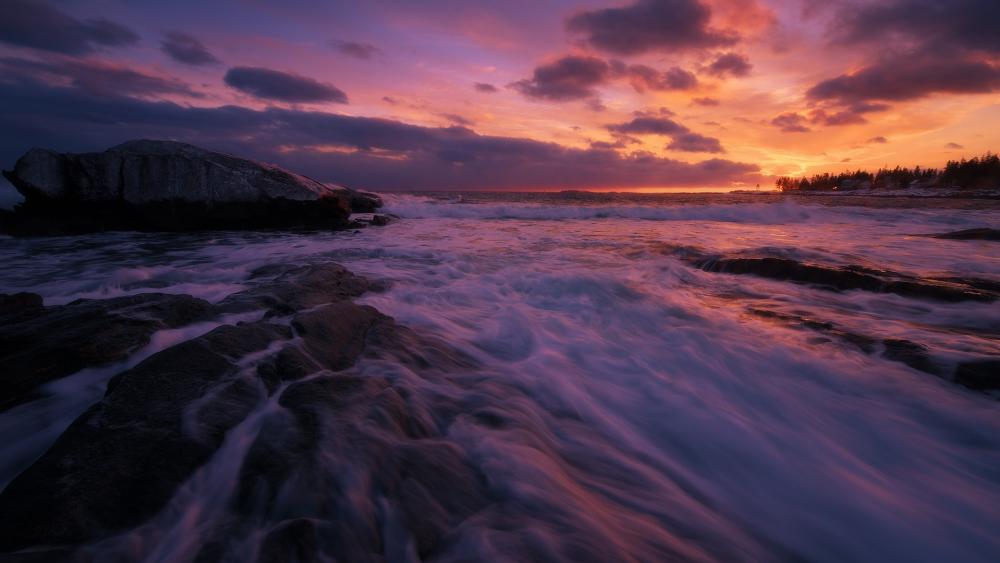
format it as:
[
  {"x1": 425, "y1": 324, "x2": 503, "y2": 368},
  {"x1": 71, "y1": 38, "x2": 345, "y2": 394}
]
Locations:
[
  {"x1": 224, "y1": 66, "x2": 348, "y2": 103},
  {"x1": 608, "y1": 116, "x2": 688, "y2": 136},
  {"x1": 692, "y1": 97, "x2": 719, "y2": 106},
  {"x1": 867, "y1": 136, "x2": 888, "y2": 144},
  {"x1": 439, "y1": 113, "x2": 474, "y2": 126},
  {"x1": 331, "y1": 40, "x2": 381, "y2": 60},
  {"x1": 607, "y1": 116, "x2": 724, "y2": 153},
  {"x1": 771, "y1": 112, "x2": 810, "y2": 133},
  {"x1": 945, "y1": 142, "x2": 964, "y2": 149},
  {"x1": 806, "y1": 54, "x2": 1000, "y2": 104},
  {"x1": 474, "y1": 82, "x2": 498, "y2": 93},
  {"x1": 704, "y1": 53, "x2": 752, "y2": 77},
  {"x1": 0, "y1": 57, "x2": 201, "y2": 98},
  {"x1": 510, "y1": 55, "x2": 610, "y2": 101},
  {"x1": 512, "y1": 56, "x2": 701, "y2": 103},
  {"x1": 0, "y1": 0, "x2": 139, "y2": 55},
  {"x1": 566, "y1": 0, "x2": 737, "y2": 55},
  {"x1": 623, "y1": 64, "x2": 698, "y2": 91},
  {"x1": 160, "y1": 32, "x2": 220, "y2": 66},
  {"x1": 828, "y1": 0, "x2": 1000, "y2": 55},
  {"x1": 667, "y1": 132, "x2": 724, "y2": 153},
  {"x1": 0, "y1": 76, "x2": 759, "y2": 190}
]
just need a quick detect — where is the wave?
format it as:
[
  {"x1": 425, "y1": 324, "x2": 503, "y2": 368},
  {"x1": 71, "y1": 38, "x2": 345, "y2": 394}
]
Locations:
[{"x1": 381, "y1": 194, "x2": 818, "y2": 223}]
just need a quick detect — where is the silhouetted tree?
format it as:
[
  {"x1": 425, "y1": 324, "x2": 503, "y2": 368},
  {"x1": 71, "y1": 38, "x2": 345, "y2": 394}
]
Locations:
[{"x1": 775, "y1": 152, "x2": 997, "y2": 192}]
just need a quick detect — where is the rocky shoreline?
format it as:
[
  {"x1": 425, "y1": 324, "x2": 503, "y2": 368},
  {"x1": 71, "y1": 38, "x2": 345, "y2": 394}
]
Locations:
[{"x1": 0, "y1": 260, "x2": 488, "y2": 560}]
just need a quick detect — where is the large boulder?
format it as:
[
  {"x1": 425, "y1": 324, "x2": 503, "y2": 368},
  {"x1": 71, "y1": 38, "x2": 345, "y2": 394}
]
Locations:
[{"x1": 0, "y1": 140, "x2": 382, "y2": 234}]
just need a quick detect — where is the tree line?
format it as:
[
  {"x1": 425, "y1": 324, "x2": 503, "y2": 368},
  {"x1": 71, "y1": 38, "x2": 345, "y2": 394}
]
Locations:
[{"x1": 775, "y1": 153, "x2": 1000, "y2": 192}]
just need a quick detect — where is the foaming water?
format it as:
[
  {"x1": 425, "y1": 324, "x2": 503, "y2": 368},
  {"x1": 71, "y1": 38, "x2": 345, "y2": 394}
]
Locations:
[{"x1": 1, "y1": 192, "x2": 998, "y2": 561}]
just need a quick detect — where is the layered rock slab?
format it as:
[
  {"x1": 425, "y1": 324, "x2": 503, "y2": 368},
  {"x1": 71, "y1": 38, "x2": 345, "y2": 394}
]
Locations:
[{"x1": 1, "y1": 140, "x2": 382, "y2": 234}]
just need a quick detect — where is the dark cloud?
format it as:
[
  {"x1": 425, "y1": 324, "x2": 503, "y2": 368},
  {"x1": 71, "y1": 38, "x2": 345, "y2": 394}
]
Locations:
[
  {"x1": 624, "y1": 64, "x2": 698, "y2": 91},
  {"x1": 0, "y1": 0, "x2": 139, "y2": 55},
  {"x1": 807, "y1": 54, "x2": 1000, "y2": 105},
  {"x1": 945, "y1": 142, "x2": 964, "y2": 149},
  {"x1": 439, "y1": 113, "x2": 474, "y2": 126},
  {"x1": 704, "y1": 53, "x2": 752, "y2": 78},
  {"x1": 510, "y1": 55, "x2": 610, "y2": 101},
  {"x1": 224, "y1": 66, "x2": 348, "y2": 103},
  {"x1": 667, "y1": 132, "x2": 724, "y2": 153},
  {"x1": 771, "y1": 112, "x2": 810, "y2": 133},
  {"x1": 474, "y1": 82, "x2": 498, "y2": 93},
  {"x1": 382, "y1": 96, "x2": 399, "y2": 105},
  {"x1": 807, "y1": 102, "x2": 887, "y2": 127},
  {"x1": 0, "y1": 76, "x2": 758, "y2": 190},
  {"x1": 331, "y1": 40, "x2": 381, "y2": 60},
  {"x1": 161, "y1": 32, "x2": 220, "y2": 66},
  {"x1": 867, "y1": 136, "x2": 888, "y2": 144},
  {"x1": 607, "y1": 116, "x2": 688, "y2": 136},
  {"x1": 607, "y1": 116, "x2": 724, "y2": 153},
  {"x1": 828, "y1": 0, "x2": 1000, "y2": 55},
  {"x1": 0, "y1": 57, "x2": 201, "y2": 98},
  {"x1": 566, "y1": 0, "x2": 737, "y2": 55},
  {"x1": 692, "y1": 97, "x2": 720, "y2": 106},
  {"x1": 809, "y1": 109, "x2": 862, "y2": 126}
]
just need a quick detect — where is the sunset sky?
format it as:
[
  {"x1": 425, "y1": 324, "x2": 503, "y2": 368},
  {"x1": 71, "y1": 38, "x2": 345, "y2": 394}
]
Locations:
[{"x1": 0, "y1": 0, "x2": 997, "y2": 191}]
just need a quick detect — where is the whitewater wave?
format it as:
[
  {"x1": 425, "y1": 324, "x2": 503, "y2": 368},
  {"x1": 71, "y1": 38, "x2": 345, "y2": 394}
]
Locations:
[{"x1": 382, "y1": 193, "x2": 817, "y2": 223}]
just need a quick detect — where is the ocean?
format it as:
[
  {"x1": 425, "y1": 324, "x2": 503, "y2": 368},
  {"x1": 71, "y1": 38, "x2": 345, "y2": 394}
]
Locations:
[{"x1": 1, "y1": 192, "x2": 998, "y2": 561}]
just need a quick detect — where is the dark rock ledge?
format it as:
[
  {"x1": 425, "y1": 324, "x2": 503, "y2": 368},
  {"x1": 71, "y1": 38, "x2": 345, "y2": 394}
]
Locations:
[
  {"x1": 0, "y1": 140, "x2": 383, "y2": 235},
  {"x1": 746, "y1": 307, "x2": 998, "y2": 393},
  {"x1": 927, "y1": 228, "x2": 1000, "y2": 241},
  {"x1": 660, "y1": 244, "x2": 998, "y2": 303},
  {"x1": 0, "y1": 262, "x2": 493, "y2": 561}
]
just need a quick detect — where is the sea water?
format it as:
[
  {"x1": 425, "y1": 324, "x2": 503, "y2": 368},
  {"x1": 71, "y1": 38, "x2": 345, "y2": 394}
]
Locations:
[{"x1": 0, "y1": 192, "x2": 998, "y2": 561}]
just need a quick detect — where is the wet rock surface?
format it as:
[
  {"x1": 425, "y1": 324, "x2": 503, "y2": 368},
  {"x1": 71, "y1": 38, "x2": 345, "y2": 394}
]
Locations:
[
  {"x1": 0, "y1": 140, "x2": 381, "y2": 235},
  {"x1": 661, "y1": 244, "x2": 998, "y2": 303},
  {"x1": 0, "y1": 261, "x2": 484, "y2": 559},
  {"x1": 929, "y1": 228, "x2": 1000, "y2": 241},
  {"x1": 0, "y1": 292, "x2": 214, "y2": 411}
]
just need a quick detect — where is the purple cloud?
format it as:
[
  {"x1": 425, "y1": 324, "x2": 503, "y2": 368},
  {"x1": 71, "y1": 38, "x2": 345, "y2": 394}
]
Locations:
[
  {"x1": 0, "y1": 0, "x2": 138, "y2": 55},
  {"x1": 667, "y1": 132, "x2": 724, "y2": 153},
  {"x1": 771, "y1": 113, "x2": 810, "y2": 133},
  {"x1": 704, "y1": 53, "x2": 752, "y2": 78},
  {"x1": 625, "y1": 64, "x2": 698, "y2": 91},
  {"x1": 510, "y1": 55, "x2": 610, "y2": 101},
  {"x1": 0, "y1": 57, "x2": 201, "y2": 98},
  {"x1": 161, "y1": 32, "x2": 220, "y2": 66},
  {"x1": 566, "y1": 0, "x2": 737, "y2": 55},
  {"x1": 224, "y1": 67, "x2": 348, "y2": 103},
  {"x1": 331, "y1": 40, "x2": 381, "y2": 60},
  {"x1": 807, "y1": 54, "x2": 1000, "y2": 104},
  {"x1": 474, "y1": 82, "x2": 498, "y2": 93}
]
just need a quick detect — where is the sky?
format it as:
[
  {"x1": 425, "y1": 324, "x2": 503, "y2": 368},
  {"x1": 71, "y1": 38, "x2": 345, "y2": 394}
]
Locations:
[{"x1": 0, "y1": 0, "x2": 997, "y2": 192}]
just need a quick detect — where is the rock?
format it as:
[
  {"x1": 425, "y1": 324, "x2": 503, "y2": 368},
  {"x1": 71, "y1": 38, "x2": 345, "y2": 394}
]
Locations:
[
  {"x1": 929, "y1": 228, "x2": 1000, "y2": 241},
  {"x1": 954, "y1": 360, "x2": 1000, "y2": 391},
  {"x1": 348, "y1": 191, "x2": 383, "y2": 213},
  {"x1": 0, "y1": 261, "x2": 483, "y2": 559},
  {"x1": 0, "y1": 292, "x2": 214, "y2": 411},
  {"x1": 881, "y1": 339, "x2": 939, "y2": 375},
  {"x1": 682, "y1": 252, "x2": 995, "y2": 303},
  {"x1": 0, "y1": 140, "x2": 380, "y2": 234},
  {"x1": 0, "y1": 321, "x2": 290, "y2": 551},
  {"x1": 0, "y1": 292, "x2": 43, "y2": 318},
  {"x1": 218, "y1": 262, "x2": 375, "y2": 315}
]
